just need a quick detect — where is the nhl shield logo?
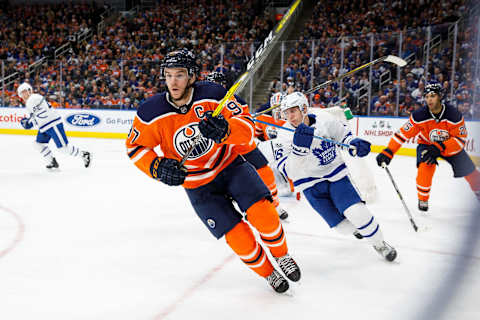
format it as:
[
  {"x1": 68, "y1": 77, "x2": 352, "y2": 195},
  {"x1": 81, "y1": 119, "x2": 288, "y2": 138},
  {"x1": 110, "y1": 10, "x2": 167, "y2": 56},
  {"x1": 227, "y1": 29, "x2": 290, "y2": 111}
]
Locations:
[
  {"x1": 174, "y1": 123, "x2": 214, "y2": 159},
  {"x1": 429, "y1": 129, "x2": 449, "y2": 143},
  {"x1": 207, "y1": 218, "x2": 216, "y2": 229}
]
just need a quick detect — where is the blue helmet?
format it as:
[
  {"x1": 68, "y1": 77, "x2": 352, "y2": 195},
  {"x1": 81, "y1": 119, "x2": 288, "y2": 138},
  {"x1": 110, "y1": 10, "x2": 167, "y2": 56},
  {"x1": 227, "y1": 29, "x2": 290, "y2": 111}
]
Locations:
[
  {"x1": 424, "y1": 83, "x2": 443, "y2": 97},
  {"x1": 161, "y1": 49, "x2": 199, "y2": 77}
]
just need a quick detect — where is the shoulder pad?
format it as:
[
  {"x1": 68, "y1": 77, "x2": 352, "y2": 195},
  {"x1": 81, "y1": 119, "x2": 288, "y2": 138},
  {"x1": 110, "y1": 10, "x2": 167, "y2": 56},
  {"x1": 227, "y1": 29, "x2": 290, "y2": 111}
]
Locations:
[
  {"x1": 137, "y1": 93, "x2": 177, "y2": 122},
  {"x1": 411, "y1": 106, "x2": 431, "y2": 123},
  {"x1": 442, "y1": 103, "x2": 463, "y2": 123},
  {"x1": 193, "y1": 81, "x2": 228, "y2": 102},
  {"x1": 26, "y1": 94, "x2": 44, "y2": 107}
]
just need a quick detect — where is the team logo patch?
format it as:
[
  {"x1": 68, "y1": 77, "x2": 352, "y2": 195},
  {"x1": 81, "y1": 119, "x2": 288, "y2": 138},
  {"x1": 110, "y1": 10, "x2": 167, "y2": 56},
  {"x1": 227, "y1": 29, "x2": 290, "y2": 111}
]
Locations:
[
  {"x1": 174, "y1": 123, "x2": 214, "y2": 159},
  {"x1": 312, "y1": 141, "x2": 336, "y2": 165},
  {"x1": 429, "y1": 129, "x2": 449, "y2": 143},
  {"x1": 207, "y1": 218, "x2": 216, "y2": 229},
  {"x1": 66, "y1": 113, "x2": 101, "y2": 127}
]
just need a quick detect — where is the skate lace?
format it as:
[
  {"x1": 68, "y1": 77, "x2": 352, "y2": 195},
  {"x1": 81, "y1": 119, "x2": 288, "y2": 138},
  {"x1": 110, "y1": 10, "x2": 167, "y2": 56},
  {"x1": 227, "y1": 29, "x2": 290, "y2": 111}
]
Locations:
[
  {"x1": 267, "y1": 271, "x2": 284, "y2": 288},
  {"x1": 277, "y1": 254, "x2": 297, "y2": 276}
]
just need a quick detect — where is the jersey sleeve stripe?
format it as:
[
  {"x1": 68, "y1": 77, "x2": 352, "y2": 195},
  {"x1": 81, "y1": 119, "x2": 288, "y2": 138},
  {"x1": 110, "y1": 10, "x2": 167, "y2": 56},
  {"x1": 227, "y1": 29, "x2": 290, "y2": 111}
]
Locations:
[
  {"x1": 453, "y1": 137, "x2": 465, "y2": 148},
  {"x1": 131, "y1": 148, "x2": 151, "y2": 163},
  {"x1": 455, "y1": 137, "x2": 466, "y2": 144},
  {"x1": 394, "y1": 132, "x2": 406, "y2": 143},
  {"x1": 128, "y1": 146, "x2": 145, "y2": 158}
]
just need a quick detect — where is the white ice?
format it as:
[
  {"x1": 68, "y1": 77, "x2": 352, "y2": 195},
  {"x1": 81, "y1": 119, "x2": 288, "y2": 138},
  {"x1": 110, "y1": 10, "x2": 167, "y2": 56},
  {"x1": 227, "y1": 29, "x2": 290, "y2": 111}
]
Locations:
[{"x1": 0, "y1": 134, "x2": 479, "y2": 320}]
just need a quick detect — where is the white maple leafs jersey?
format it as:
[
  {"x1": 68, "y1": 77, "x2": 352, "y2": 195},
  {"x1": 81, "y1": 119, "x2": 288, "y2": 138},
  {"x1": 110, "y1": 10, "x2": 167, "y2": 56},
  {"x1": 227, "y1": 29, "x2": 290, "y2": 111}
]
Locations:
[
  {"x1": 25, "y1": 93, "x2": 62, "y2": 132},
  {"x1": 275, "y1": 109, "x2": 354, "y2": 192}
]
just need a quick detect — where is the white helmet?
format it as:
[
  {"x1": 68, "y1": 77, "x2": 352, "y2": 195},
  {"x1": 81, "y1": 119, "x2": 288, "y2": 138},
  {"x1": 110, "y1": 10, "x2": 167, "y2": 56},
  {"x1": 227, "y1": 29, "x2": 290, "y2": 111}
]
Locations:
[
  {"x1": 17, "y1": 82, "x2": 33, "y2": 96},
  {"x1": 280, "y1": 91, "x2": 309, "y2": 114}
]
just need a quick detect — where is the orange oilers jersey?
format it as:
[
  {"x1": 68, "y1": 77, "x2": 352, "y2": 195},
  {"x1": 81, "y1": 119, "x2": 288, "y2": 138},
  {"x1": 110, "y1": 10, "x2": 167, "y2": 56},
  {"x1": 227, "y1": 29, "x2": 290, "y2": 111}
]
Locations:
[
  {"x1": 126, "y1": 82, "x2": 256, "y2": 189},
  {"x1": 387, "y1": 104, "x2": 468, "y2": 157},
  {"x1": 254, "y1": 114, "x2": 286, "y2": 141}
]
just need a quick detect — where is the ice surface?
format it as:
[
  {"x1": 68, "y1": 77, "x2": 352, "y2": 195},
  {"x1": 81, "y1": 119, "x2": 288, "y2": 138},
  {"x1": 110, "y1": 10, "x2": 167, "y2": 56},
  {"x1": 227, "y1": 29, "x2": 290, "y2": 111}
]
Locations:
[{"x1": 0, "y1": 135, "x2": 478, "y2": 320}]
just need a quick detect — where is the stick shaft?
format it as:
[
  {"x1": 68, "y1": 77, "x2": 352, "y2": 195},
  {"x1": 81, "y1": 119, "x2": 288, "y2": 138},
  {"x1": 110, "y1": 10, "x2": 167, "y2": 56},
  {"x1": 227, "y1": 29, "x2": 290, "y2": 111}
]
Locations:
[
  {"x1": 253, "y1": 118, "x2": 355, "y2": 150},
  {"x1": 383, "y1": 166, "x2": 419, "y2": 232}
]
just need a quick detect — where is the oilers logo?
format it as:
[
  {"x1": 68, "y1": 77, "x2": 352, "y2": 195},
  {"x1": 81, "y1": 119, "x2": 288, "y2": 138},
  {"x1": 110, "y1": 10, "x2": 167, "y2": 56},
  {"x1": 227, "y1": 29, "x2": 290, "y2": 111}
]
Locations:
[
  {"x1": 429, "y1": 129, "x2": 449, "y2": 143},
  {"x1": 312, "y1": 141, "x2": 336, "y2": 165},
  {"x1": 174, "y1": 123, "x2": 213, "y2": 159}
]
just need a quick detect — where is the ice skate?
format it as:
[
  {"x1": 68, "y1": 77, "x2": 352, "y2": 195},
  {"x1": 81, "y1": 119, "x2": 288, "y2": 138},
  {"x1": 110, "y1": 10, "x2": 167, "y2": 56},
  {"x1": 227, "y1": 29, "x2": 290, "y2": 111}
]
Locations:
[
  {"x1": 418, "y1": 200, "x2": 428, "y2": 212},
  {"x1": 275, "y1": 253, "x2": 301, "y2": 282},
  {"x1": 373, "y1": 241, "x2": 397, "y2": 262},
  {"x1": 46, "y1": 157, "x2": 59, "y2": 170},
  {"x1": 82, "y1": 151, "x2": 91, "y2": 168},
  {"x1": 266, "y1": 269, "x2": 289, "y2": 293}
]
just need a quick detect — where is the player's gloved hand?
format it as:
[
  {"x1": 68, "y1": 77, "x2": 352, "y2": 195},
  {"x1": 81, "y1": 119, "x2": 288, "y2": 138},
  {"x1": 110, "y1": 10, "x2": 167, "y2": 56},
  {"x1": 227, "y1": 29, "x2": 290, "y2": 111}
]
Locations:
[
  {"x1": 293, "y1": 123, "x2": 314, "y2": 149},
  {"x1": 376, "y1": 148, "x2": 394, "y2": 167},
  {"x1": 150, "y1": 157, "x2": 188, "y2": 186},
  {"x1": 349, "y1": 138, "x2": 371, "y2": 157},
  {"x1": 198, "y1": 111, "x2": 231, "y2": 143},
  {"x1": 20, "y1": 117, "x2": 33, "y2": 129},
  {"x1": 420, "y1": 143, "x2": 443, "y2": 165}
]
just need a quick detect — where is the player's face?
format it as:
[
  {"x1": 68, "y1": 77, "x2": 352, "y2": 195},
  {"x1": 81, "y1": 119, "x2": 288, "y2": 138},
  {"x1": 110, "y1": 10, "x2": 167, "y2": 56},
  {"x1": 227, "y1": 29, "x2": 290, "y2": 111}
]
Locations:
[
  {"x1": 19, "y1": 90, "x2": 31, "y2": 102},
  {"x1": 165, "y1": 68, "x2": 194, "y2": 101},
  {"x1": 425, "y1": 92, "x2": 441, "y2": 110},
  {"x1": 284, "y1": 106, "x2": 304, "y2": 127}
]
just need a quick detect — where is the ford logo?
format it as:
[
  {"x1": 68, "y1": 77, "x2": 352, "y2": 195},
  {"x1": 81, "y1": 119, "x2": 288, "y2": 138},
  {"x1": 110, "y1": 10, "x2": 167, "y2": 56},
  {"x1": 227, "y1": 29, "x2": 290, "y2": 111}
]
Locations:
[{"x1": 66, "y1": 113, "x2": 101, "y2": 127}]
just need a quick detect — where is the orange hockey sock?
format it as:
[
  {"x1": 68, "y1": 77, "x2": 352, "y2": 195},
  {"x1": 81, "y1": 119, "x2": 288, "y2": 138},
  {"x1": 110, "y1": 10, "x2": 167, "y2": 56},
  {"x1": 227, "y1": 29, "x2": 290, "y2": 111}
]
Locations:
[
  {"x1": 225, "y1": 221, "x2": 273, "y2": 277},
  {"x1": 246, "y1": 199, "x2": 288, "y2": 258},
  {"x1": 416, "y1": 162, "x2": 436, "y2": 201},
  {"x1": 257, "y1": 165, "x2": 279, "y2": 207}
]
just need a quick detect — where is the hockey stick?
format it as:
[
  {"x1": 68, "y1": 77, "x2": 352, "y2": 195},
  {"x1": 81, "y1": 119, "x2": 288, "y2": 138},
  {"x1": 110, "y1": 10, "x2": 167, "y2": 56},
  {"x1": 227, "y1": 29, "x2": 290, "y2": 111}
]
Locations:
[
  {"x1": 305, "y1": 55, "x2": 407, "y2": 95},
  {"x1": 252, "y1": 103, "x2": 281, "y2": 117},
  {"x1": 253, "y1": 118, "x2": 357, "y2": 153},
  {"x1": 382, "y1": 164, "x2": 419, "y2": 232},
  {"x1": 179, "y1": 72, "x2": 249, "y2": 166}
]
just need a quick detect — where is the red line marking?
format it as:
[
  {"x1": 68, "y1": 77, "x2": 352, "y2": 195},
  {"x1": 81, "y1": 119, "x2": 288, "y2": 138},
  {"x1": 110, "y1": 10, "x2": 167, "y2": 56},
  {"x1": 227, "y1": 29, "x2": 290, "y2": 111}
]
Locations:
[
  {"x1": 154, "y1": 253, "x2": 235, "y2": 320},
  {"x1": 0, "y1": 204, "x2": 25, "y2": 259}
]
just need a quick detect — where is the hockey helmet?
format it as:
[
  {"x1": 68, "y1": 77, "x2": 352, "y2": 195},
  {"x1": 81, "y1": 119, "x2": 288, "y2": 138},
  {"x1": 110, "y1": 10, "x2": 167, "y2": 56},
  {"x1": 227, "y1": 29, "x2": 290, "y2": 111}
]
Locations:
[
  {"x1": 206, "y1": 71, "x2": 227, "y2": 86},
  {"x1": 17, "y1": 82, "x2": 33, "y2": 96},
  {"x1": 280, "y1": 91, "x2": 309, "y2": 114},
  {"x1": 424, "y1": 83, "x2": 443, "y2": 97},
  {"x1": 161, "y1": 49, "x2": 199, "y2": 77}
]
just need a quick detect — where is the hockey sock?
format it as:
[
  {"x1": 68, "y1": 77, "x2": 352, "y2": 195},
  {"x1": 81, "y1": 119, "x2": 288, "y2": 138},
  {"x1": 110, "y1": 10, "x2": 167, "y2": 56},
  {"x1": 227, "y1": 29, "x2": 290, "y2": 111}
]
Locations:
[
  {"x1": 34, "y1": 142, "x2": 54, "y2": 163},
  {"x1": 465, "y1": 169, "x2": 480, "y2": 199},
  {"x1": 257, "y1": 165, "x2": 279, "y2": 207},
  {"x1": 344, "y1": 203, "x2": 384, "y2": 246},
  {"x1": 59, "y1": 144, "x2": 81, "y2": 157},
  {"x1": 333, "y1": 219, "x2": 358, "y2": 235},
  {"x1": 247, "y1": 198, "x2": 288, "y2": 258},
  {"x1": 225, "y1": 221, "x2": 274, "y2": 278},
  {"x1": 416, "y1": 162, "x2": 436, "y2": 201}
]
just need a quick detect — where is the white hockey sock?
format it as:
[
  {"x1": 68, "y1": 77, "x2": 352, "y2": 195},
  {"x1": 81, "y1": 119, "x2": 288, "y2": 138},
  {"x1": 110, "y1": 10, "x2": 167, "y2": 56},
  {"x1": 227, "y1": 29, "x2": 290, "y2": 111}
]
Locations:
[
  {"x1": 59, "y1": 144, "x2": 81, "y2": 157},
  {"x1": 34, "y1": 142, "x2": 54, "y2": 163},
  {"x1": 333, "y1": 219, "x2": 357, "y2": 236},
  {"x1": 344, "y1": 203, "x2": 384, "y2": 246}
]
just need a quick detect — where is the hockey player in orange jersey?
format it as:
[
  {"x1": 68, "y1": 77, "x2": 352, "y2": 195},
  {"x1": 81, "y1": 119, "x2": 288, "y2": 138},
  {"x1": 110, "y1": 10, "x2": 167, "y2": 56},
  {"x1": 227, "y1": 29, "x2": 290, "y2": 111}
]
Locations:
[
  {"x1": 376, "y1": 83, "x2": 480, "y2": 211},
  {"x1": 206, "y1": 72, "x2": 289, "y2": 219},
  {"x1": 126, "y1": 50, "x2": 300, "y2": 293}
]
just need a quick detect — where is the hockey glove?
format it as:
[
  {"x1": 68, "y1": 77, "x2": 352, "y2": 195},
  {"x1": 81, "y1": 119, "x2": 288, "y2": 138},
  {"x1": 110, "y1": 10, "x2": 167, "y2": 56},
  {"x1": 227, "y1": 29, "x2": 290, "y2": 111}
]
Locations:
[
  {"x1": 376, "y1": 148, "x2": 394, "y2": 167},
  {"x1": 20, "y1": 117, "x2": 33, "y2": 129},
  {"x1": 420, "y1": 144, "x2": 443, "y2": 165},
  {"x1": 293, "y1": 123, "x2": 314, "y2": 149},
  {"x1": 198, "y1": 111, "x2": 231, "y2": 144},
  {"x1": 150, "y1": 157, "x2": 188, "y2": 186},
  {"x1": 349, "y1": 138, "x2": 371, "y2": 157}
]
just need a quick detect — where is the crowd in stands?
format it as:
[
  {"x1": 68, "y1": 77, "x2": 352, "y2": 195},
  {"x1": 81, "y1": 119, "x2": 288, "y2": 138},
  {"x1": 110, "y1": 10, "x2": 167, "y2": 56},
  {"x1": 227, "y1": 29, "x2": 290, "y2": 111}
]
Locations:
[
  {"x1": 0, "y1": 0, "x2": 479, "y2": 120},
  {"x1": 0, "y1": 0, "x2": 274, "y2": 110},
  {"x1": 271, "y1": 0, "x2": 479, "y2": 119}
]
